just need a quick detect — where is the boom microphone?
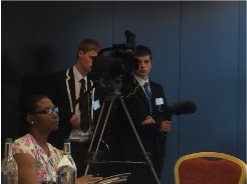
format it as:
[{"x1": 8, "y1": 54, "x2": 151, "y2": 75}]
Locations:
[{"x1": 160, "y1": 101, "x2": 197, "y2": 116}]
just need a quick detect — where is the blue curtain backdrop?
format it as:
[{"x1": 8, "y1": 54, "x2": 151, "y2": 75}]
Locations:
[{"x1": 2, "y1": 1, "x2": 246, "y2": 184}]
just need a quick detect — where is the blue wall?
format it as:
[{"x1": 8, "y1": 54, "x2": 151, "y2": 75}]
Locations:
[{"x1": 2, "y1": 2, "x2": 246, "y2": 184}]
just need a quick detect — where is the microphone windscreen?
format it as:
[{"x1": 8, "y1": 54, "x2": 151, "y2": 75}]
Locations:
[{"x1": 173, "y1": 101, "x2": 197, "y2": 115}]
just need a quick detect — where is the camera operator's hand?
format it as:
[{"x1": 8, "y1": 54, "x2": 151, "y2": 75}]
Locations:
[
  {"x1": 141, "y1": 116, "x2": 155, "y2": 125},
  {"x1": 159, "y1": 120, "x2": 171, "y2": 133},
  {"x1": 70, "y1": 114, "x2": 80, "y2": 129}
]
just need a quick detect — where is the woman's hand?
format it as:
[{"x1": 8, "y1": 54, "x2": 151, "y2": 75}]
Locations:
[{"x1": 76, "y1": 175, "x2": 102, "y2": 184}]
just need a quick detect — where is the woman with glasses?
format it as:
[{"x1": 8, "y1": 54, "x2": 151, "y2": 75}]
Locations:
[{"x1": 12, "y1": 95, "x2": 101, "y2": 184}]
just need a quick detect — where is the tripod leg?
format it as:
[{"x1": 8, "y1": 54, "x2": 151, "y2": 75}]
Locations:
[
  {"x1": 93, "y1": 102, "x2": 114, "y2": 161},
  {"x1": 88, "y1": 102, "x2": 107, "y2": 152},
  {"x1": 119, "y1": 96, "x2": 161, "y2": 184},
  {"x1": 84, "y1": 100, "x2": 115, "y2": 175}
]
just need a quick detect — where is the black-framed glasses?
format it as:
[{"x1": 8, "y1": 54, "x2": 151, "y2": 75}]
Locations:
[{"x1": 32, "y1": 107, "x2": 59, "y2": 115}]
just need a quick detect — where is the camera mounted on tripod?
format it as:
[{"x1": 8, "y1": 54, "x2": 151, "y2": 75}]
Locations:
[
  {"x1": 90, "y1": 30, "x2": 139, "y2": 95},
  {"x1": 85, "y1": 31, "x2": 164, "y2": 184}
]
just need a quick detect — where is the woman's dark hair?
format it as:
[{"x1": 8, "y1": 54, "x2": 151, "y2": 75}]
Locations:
[
  {"x1": 17, "y1": 95, "x2": 48, "y2": 136},
  {"x1": 24, "y1": 95, "x2": 48, "y2": 115}
]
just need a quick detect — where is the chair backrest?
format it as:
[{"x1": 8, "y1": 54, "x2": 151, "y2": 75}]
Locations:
[{"x1": 174, "y1": 152, "x2": 247, "y2": 184}]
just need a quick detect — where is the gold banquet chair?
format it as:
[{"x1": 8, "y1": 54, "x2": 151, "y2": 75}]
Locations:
[{"x1": 174, "y1": 152, "x2": 247, "y2": 184}]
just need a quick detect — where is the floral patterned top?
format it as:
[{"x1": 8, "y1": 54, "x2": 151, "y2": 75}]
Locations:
[{"x1": 12, "y1": 134, "x2": 63, "y2": 183}]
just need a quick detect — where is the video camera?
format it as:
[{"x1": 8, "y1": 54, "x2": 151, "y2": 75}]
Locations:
[{"x1": 90, "y1": 30, "x2": 139, "y2": 92}]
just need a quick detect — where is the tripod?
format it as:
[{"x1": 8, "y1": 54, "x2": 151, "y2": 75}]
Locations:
[{"x1": 83, "y1": 80, "x2": 161, "y2": 184}]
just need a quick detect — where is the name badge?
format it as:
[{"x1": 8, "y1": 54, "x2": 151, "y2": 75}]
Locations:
[
  {"x1": 155, "y1": 98, "x2": 164, "y2": 105},
  {"x1": 93, "y1": 99, "x2": 100, "y2": 110}
]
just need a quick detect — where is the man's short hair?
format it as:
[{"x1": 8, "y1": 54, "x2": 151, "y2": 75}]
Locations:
[
  {"x1": 77, "y1": 39, "x2": 101, "y2": 53},
  {"x1": 135, "y1": 45, "x2": 152, "y2": 60}
]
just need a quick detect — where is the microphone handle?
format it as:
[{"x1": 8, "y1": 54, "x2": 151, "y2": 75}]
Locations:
[
  {"x1": 161, "y1": 114, "x2": 171, "y2": 136},
  {"x1": 163, "y1": 113, "x2": 172, "y2": 121}
]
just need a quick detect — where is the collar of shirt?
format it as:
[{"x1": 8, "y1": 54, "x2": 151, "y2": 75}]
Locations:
[
  {"x1": 73, "y1": 65, "x2": 88, "y2": 84},
  {"x1": 73, "y1": 65, "x2": 88, "y2": 108},
  {"x1": 133, "y1": 74, "x2": 149, "y2": 87}
]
